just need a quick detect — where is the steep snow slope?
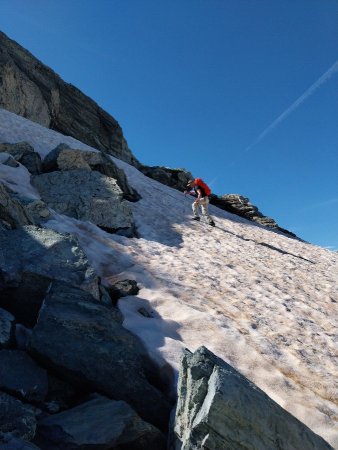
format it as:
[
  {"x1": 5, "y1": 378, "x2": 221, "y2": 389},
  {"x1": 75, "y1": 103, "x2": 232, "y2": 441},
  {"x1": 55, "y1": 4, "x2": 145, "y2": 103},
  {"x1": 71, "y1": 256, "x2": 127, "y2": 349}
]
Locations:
[{"x1": 1, "y1": 108, "x2": 337, "y2": 447}]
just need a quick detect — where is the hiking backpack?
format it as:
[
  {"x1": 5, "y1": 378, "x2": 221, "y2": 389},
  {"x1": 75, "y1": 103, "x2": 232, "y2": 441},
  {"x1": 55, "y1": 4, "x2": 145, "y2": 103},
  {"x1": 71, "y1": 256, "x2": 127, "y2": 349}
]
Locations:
[{"x1": 195, "y1": 178, "x2": 211, "y2": 196}]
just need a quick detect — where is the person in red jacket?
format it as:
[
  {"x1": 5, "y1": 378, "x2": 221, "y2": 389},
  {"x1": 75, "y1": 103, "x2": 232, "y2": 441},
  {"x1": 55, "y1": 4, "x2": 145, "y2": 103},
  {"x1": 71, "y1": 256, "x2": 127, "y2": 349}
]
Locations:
[{"x1": 185, "y1": 178, "x2": 215, "y2": 226}]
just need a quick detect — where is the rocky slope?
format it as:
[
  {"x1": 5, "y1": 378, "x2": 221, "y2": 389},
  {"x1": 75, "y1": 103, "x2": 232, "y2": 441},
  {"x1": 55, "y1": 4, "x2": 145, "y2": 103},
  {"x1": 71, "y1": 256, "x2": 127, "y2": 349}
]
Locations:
[
  {"x1": 0, "y1": 112, "x2": 337, "y2": 448},
  {"x1": 0, "y1": 33, "x2": 337, "y2": 449},
  {"x1": 1, "y1": 31, "x2": 297, "y2": 236}
]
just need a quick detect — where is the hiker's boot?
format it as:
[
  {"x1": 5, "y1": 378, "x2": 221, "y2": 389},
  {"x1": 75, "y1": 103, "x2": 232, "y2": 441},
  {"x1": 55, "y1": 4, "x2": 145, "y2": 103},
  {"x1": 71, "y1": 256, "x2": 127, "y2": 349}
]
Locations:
[
  {"x1": 208, "y1": 220, "x2": 215, "y2": 227},
  {"x1": 192, "y1": 216, "x2": 200, "y2": 221}
]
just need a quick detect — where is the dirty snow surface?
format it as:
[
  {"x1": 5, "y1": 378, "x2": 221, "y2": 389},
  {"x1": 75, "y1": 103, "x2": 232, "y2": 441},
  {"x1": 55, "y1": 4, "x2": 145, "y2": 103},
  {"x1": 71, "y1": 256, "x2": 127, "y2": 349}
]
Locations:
[{"x1": 1, "y1": 108, "x2": 337, "y2": 447}]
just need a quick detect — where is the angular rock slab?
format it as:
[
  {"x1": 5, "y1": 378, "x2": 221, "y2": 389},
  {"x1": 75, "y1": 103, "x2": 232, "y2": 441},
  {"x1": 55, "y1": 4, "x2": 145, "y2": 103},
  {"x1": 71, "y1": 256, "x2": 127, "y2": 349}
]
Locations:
[
  {"x1": 0, "y1": 183, "x2": 33, "y2": 229},
  {"x1": 29, "y1": 281, "x2": 171, "y2": 430},
  {"x1": 0, "y1": 225, "x2": 99, "y2": 300},
  {"x1": 43, "y1": 144, "x2": 140, "y2": 201},
  {"x1": 172, "y1": 346, "x2": 334, "y2": 450},
  {"x1": 37, "y1": 395, "x2": 166, "y2": 450},
  {"x1": 0, "y1": 392, "x2": 36, "y2": 441},
  {"x1": 0, "y1": 308, "x2": 15, "y2": 348},
  {"x1": 32, "y1": 169, "x2": 133, "y2": 232},
  {"x1": 0, "y1": 350, "x2": 48, "y2": 402}
]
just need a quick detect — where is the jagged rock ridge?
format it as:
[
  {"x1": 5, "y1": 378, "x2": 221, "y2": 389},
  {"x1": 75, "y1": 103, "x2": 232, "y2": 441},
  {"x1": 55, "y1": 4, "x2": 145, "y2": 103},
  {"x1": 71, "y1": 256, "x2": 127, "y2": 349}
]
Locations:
[{"x1": 0, "y1": 31, "x2": 139, "y2": 166}]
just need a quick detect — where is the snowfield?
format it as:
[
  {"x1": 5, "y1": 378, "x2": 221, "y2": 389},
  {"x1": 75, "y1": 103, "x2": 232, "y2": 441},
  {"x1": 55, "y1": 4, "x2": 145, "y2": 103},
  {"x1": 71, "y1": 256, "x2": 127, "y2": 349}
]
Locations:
[{"x1": 1, "y1": 108, "x2": 337, "y2": 447}]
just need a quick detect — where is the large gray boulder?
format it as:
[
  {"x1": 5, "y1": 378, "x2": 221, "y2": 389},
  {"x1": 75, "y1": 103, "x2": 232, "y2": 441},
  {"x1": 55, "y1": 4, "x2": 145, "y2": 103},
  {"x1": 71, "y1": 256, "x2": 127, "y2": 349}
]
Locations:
[
  {"x1": 32, "y1": 169, "x2": 134, "y2": 234},
  {"x1": 28, "y1": 281, "x2": 171, "y2": 430},
  {"x1": 0, "y1": 392, "x2": 36, "y2": 441},
  {"x1": 0, "y1": 142, "x2": 42, "y2": 174},
  {"x1": 0, "y1": 31, "x2": 139, "y2": 166},
  {"x1": 0, "y1": 350, "x2": 48, "y2": 403},
  {"x1": 0, "y1": 308, "x2": 15, "y2": 348},
  {"x1": 43, "y1": 144, "x2": 140, "y2": 201},
  {"x1": 171, "y1": 346, "x2": 333, "y2": 450},
  {"x1": 0, "y1": 226, "x2": 99, "y2": 303},
  {"x1": 36, "y1": 395, "x2": 166, "y2": 450}
]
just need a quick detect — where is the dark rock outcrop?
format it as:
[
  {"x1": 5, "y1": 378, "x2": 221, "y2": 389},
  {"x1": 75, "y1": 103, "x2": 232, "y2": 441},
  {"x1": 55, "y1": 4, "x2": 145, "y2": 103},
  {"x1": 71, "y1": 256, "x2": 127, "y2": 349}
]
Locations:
[
  {"x1": 0, "y1": 31, "x2": 139, "y2": 166},
  {"x1": 171, "y1": 346, "x2": 333, "y2": 450},
  {"x1": 0, "y1": 308, "x2": 15, "y2": 348},
  {"x1": 42, "y1": 144, "x2": 140, "y2": 202},
  {"x1": 209, "y1": 193, "x2": 298, "y2": 238},
  {"x1": 0, "y1": 350, "x2": 48, "y2": 403},
  {"x1": 140, "y1": 165, "x2": 193, "y2": 191},
  {"x1": 0, "y1": 272, "x2": 52, "y2": 327},
  {"x1": 28, "y1": 281, "x2": 171, "y2": 431},
  {"x1": 0, "y1": 392, "x2": 36, "y2": 441},
  {"x1": 108, "y1": 279, "x2": 140, "y2": 304},
  {"x1": 0, "y1": 142, "x2": 42, "y2": 174},
  {"x1": 36, "y1": 395, "x2": 166, "y2": 450}
]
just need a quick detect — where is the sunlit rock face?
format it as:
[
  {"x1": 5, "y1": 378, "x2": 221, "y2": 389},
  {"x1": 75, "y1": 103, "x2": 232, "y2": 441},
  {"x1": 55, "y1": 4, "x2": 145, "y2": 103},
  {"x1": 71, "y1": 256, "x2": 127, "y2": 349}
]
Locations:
[
  {"x1": 0, "y1": 31, "x2": 139, "y2": 167},
  {"x1": 171, "y1": 346, "x2": 334, "y2": 450}
]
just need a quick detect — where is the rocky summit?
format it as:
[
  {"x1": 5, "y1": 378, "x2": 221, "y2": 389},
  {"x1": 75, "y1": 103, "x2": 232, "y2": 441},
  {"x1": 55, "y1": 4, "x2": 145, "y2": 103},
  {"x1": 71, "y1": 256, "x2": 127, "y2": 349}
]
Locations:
[{"x1": 0, "y1": 32, "x2": 337, "y2": 450}]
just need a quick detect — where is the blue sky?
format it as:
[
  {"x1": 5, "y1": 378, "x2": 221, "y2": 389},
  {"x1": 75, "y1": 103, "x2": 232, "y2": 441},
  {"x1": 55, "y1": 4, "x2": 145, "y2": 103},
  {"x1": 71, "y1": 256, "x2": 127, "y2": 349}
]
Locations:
[{"x1": 1, "y1": 0, "x2": 337, "y2": 249}]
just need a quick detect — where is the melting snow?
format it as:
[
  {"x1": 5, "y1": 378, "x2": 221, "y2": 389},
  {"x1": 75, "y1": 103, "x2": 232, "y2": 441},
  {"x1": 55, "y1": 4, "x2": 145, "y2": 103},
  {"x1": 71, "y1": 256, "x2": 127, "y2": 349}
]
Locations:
[{"x1": 1, "y1": 108, "x2": 337, "y2": 447}]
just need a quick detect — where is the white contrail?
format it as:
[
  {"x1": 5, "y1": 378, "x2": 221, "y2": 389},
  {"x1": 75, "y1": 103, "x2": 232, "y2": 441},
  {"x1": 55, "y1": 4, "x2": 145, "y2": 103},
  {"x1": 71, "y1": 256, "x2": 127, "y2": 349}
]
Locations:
[{"x1": 244, "y1": 60, "x2": 338, "y2": 153}]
